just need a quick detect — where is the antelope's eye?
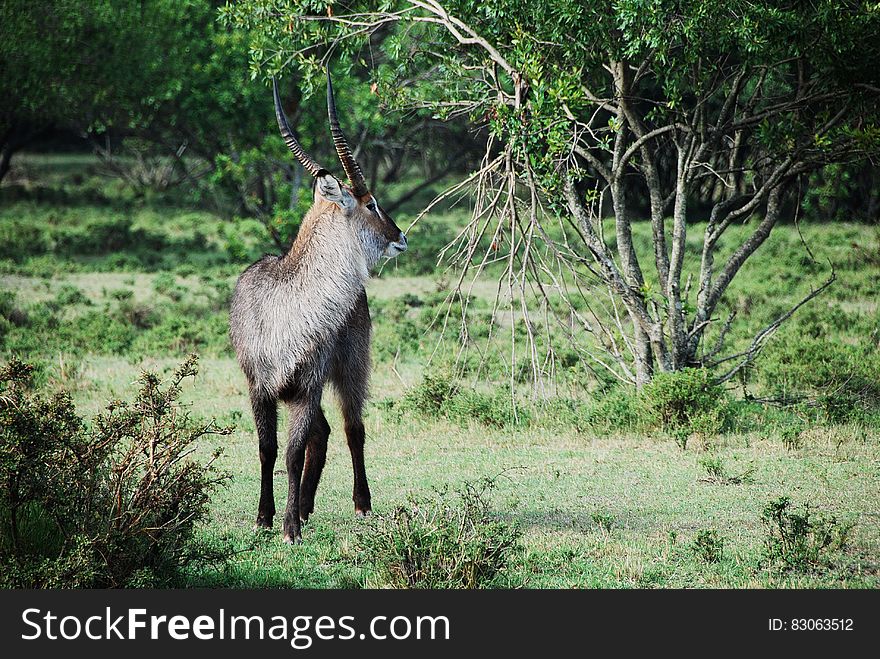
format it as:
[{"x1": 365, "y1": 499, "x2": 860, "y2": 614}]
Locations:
[{"x1": 366, "y1": 201, "x2": 378, "y2": 214}]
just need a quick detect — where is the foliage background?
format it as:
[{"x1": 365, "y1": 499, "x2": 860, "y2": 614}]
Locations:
[{"x1": 0, "y1": 0, "x2": 878, "y2": 588}]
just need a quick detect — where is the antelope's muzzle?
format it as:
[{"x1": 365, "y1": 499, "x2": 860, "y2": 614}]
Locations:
[{"x1": 386, "y1": 232, "x2": 408, "y2": 257}]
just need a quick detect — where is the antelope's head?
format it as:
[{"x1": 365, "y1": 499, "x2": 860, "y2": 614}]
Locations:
[{"x1": 273, "y1": 73, "x2": 408, "y2": 266}]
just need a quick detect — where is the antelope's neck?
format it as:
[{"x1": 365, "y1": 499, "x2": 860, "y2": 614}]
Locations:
[{"x1": 282, "y1": 212, "x2": 369, "y2": 313}]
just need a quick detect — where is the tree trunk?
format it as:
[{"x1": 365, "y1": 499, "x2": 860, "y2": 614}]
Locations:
[
  {"x1": 0, "y1": 122, "x2": 44, "y2": 185},
  {"x1": 667, "y1": 142, "x2": 690, "y2": 369},
  {"x1": 0, "y1": 146, "x2": 12, "y2": 184},
  {"x1": 633, "y1": 329, "x2": 654, "y2": 387}
]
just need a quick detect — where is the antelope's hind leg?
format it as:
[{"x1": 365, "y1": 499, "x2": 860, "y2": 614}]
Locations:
[
  {"x1": 344, "y1": 410, "x2": 371, "y2": 516},
  {"x1": 251, "y1": 392, "x2": 278, "y2": 529},
  {"x1": 331, "y1": 306, "x2": 373, "y2": 516},
  {"x1": 299, "y1": 407, "x2": 330, "y2": 524}
]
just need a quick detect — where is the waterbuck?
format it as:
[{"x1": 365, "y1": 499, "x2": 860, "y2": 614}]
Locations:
[{"x1": 229, "y1": 73, "x2": 407, "y2": 544}]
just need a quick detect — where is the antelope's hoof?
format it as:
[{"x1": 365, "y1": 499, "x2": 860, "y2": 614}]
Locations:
[
  {"x1": 355, "y1": 508, "x2": 370, "y2": 518},
  {"x1": 254, "y1": 517, "x2": 273, "y2": 531},
  {"x1": 282, "y1": 533, "x2": 302, "y2": 545}
]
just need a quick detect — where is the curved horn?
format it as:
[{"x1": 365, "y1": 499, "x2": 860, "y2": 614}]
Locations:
[
  {"x1": 326, "y1": 70, "x2": 369, "y2": 197},
  {"x1": 273, "y1": 77, "x2": 325, "y2": 177}
]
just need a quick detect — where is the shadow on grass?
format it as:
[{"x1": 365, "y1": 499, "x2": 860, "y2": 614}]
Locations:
[{"x1": 182, "y1": 523, "x2": 366, "y2": 589}]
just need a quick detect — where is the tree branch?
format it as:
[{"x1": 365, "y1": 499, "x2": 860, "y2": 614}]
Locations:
[{"x1": 712, "y1": 272, "x2": 836, "y2": 383}]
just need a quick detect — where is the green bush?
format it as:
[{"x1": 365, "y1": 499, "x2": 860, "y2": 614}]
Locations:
[
  {"x1": 54, "y1": 284, "x2": 91, "y2": 307},
  {"x1": 779, "y1": 420, "x2": 806, "y2": 451},
  {"x1": 697, "y1": 455, "x2": 754, "y2": 485},
  {"x1": 66, "y1": 309, "x2": 139, "y2": 354},
  {"x1": 0, "y1": 203, "x2": 242, "y2": 275},
  {"x1": 585, "y1": 386, "x2": 647, "y2": 433},
  {"x1": 699, "y1": 455, "x2": 725, "y2": 480},
  {"x1": 755, "y1": 334, "x2": 880, "y2": 423},
  {"x1": 591, "y1": 511, "x2": 614, "y2": 533},
  {"x1": 153, "y1": 272, "x2": 186, "y2": 301},
  {"x1": 133, "y1": 311, "x2": 231, "y2": 357},
  {"x1": 691, "y1": 529, "x2": 724, "y2": 564},
  {"x1": 400, "y1": 371, "x2": 458, "y2": 417},
  {"x1": 355, "y1": 478, "x2": 521, "y2": 588},
  {"x1": 537, "y1": 397, "x2": 593, "y2": 431},
  {"x1": 0, "y1": 355, "x2": 232, "y2": 587},
  {"x1": 370, "y1": 295, "x2": 424, "y2": 361},
  {"x1": 397, "y1": 372, "x2": 656, "y2": 434},
  {"x1": 642, "y1": 369, "x2": 731, "y2": 442},
  {"x1": 0, "y1": 291, "x2": 28, "y2": 344},
  {"x1": 384, "y1": 215, "x2": 457, "y2": 276},
  {"x1": 443, "y1": 389, "x2": 530, "y2": 429},
  {"x1": 760, "y1": 496, "x2": 853, "y2": 571},
  {"x1": 398, "y1": 371, "x2": 530, "y2": 429},
  {"x1": 1, "y1": 283, "x2": 233, "y2": 359}
]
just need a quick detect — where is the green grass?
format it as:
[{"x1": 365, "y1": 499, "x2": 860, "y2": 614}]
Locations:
[
  {"x1": 24, "y1": 353, "x2": 874, "y2": 588},
  {"x1": 2, "y1": 157, "x2": 879, "y2": 588}
]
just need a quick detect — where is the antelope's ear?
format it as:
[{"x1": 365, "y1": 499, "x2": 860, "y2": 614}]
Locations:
[{"x1": 315, "y1": 173, "x2": 354, "y2": 209}]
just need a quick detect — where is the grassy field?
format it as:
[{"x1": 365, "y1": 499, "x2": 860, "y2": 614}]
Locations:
[{"x1": 2, "y1": 155, "x2": 879, "y2": 588}]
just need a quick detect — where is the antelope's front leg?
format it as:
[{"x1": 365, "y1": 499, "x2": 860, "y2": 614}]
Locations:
[{"x1": 282, "y1": 398, "x2": 316, "y2": 544}]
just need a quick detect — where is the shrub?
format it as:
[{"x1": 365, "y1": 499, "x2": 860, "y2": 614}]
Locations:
[
  {"x1": 756, "y1": 335, "x2": 880, "y2": 423},
  {"x1": 642, "y1": 369, "x2": 731, "y2": 444},
  {"x1": 0, "y1": 290, "x2": 28, "y2": 327},
  {"x1": 370, "y1": 297, "x2": 422, "y2": 361},
  {"x1": 698, "y1": 455, "x2": 725, "y2": 480},
  {"x1": 62, "y1": 309, "x2": 138, "y2": 355},
  {"x1": 386, "y1": 216, "x2": 457, "y2": 276},
  {"x1": 691, "y1": 529, "x2": 724, "y2": 564},
  {"x1": 118, "y1": 300, "x2": 157, "y2": 330},
  {"x1": 443, "y1": 389, "x2": 530, "y2": 429},
  {"x1": 133, "y1": 312, "x2": 230, "y2": 356},
  {"x1": 54, "y1": 284, "x2": 91, "y2": 307},
  {"x1": 109, "y1": 288, "x2": 134, "y2": 302},
  {"x1": 0, "y1": 291, "x2": 28, "y2": 346},
  {"x1": 399, "y1": 371, "x2": 458, "y2": 417},
  {"x1": 591, "y1": 511, "x2": 614, "y2": 533},
  {"x1": 697, "y1": 455, "x2": 755, "y2": 485},
  {"x1": 399, "y1": 371, "x2": 530, "y2": 429},
  {"x1": 537, "y1": 397, "x2": 592, "y2": 431},
  {"x1": 2, "y1": 288, "x2": 232, "y2": 359},
  {"x1": 760, "y1": 496, "x2": 853, "y2": 571},
  {"x1": 779, "y1": 421, "x2": 805, "y2": 451},
  {"x1": 585, "y1": 386, "x2": 647, "y2": 433},
  {"x1": 0, "y1": 355, "x2": 232, "y2": 587},
  {"x1": 355, "y1": 478, "x2": 521, "y2": 588},
  {"x1": 153, "y1": 272, "x2": 186, "y2": 302}
]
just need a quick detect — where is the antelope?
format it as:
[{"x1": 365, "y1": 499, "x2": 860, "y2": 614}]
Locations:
[{"x1": 229, "y1": 73, "x2": 407, "y2": 544}]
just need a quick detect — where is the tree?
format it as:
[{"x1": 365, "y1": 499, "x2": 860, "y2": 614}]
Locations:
[
  {"x1": 217, "y1": 4, "x2": 484, "y2": 240},
  {"x1": 0, "y1": 0, "x2": 197, "y2": 182},
  {"x1": 1, "y1": 1, "x2": 478, "y2": 248},
  {"x1": 225, "y1": 0, "x2": 880, "y2": 386},
  {"x1": 0, "y1": 0, "x2": 283, "y2": 214}
]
